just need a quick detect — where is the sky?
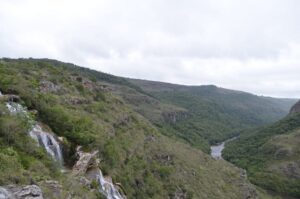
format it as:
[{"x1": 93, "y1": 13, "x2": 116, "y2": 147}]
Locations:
[{"x1": 0, "y1": 0, "x2": 300, "y2": 98}]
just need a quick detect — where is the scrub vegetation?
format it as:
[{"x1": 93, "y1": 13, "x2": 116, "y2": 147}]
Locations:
[{"x1": 0, "y1": 58, "x2": 292, "y2": 198}]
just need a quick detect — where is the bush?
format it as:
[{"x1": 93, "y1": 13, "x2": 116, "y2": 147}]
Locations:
[{"x1": 0, "y1": 149, "x2": 26, "y2": 185}]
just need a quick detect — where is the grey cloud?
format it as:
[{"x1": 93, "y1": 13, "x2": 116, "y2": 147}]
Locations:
[{"x1": 0, "y1": 0, "x2": 300, "y2": 97}]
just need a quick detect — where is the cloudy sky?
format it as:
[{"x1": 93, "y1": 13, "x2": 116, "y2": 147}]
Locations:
[{"x1": 1, "y1": 0, "x2": 300, "y2": 98}]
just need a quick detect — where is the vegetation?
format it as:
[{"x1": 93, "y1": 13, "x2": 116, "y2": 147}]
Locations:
[
  {"x1": 128, "y1": 79, "x2": 296, "y2": 150},
  {"x1": 0, "y1": 58, "x2": 267, "y2": 198},
  {"x1": 223, "y1": 111, "x2": 300, "y2": 198}
]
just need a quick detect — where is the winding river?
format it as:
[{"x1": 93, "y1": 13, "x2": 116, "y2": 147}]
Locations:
[{"x1": 210, "y1": 137, "x2": 238, "y2": 159}]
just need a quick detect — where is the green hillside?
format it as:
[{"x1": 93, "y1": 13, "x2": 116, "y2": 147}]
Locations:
[
  {"x1": 223, "y1": 109, "x2": 300, "y2": 198},
  {"x1": 128, "y1": 79, "x2": 296, "y2": 150},
  {"x1": 0, "y1": 58, "x2": 266, "y2": 198}
]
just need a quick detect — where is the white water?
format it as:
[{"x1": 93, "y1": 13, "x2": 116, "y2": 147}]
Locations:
[
  {"x1": 6, "y1": 102, "x2": 63, "y2": 164},
  {"x1": 29, "y1": 124, "x2": 63, "y2": 164},
  {"x1": 97, "y1": 170, "x2": 124, "y2": 199},
  {"x1": 6, "y1": 102, "x2": 28, "y2": 115},
  {"x1": 5, "y1": 98, "x2": 124, "y2": 198},
  {"x1": 0, "y1": 187, "x2": 11, "y2": 199}
]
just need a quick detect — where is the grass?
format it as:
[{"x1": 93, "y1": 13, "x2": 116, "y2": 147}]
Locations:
[
  {"x1": 128, "y1": 79, "x2": 296, "y2": 150},
  {"x1": 0, "y1": 58, "x2": 272, "y2": 198},
  {"x1": 223, "y1": 112, "x2": 300, "y2": 197}
]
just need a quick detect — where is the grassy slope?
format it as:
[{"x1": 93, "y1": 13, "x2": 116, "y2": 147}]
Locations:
[
  {"x1": 223, "y1": 111, "x2": 300, "y2": 198},
  {"x1": 128, "y1": 79, "x2": 296, "y2": 148},
  {"x1": 0, "y1": 58, "x2": 261, "y2": 198}
]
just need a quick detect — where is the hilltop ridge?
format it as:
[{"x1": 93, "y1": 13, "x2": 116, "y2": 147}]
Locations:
[
  {"x1": 223, "y1": 99, "x2": 300, "y2": 198},
  {"x1": 290, "y1": 100, "x2": 300, "y2": 114},
  {"x1": 0, "y1": 58, "x2": 271, "y2": 198}
]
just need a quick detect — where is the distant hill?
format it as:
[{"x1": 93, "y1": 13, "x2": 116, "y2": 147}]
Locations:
[
  {"x1": 223, "y1": 100, "x2": 300, "y2": 198},
  {"x1": 0, "y1": 58, "x2": 271, "y2": 198},
  {"x1": 290, "y1": 100, "x2": 300, "y2": 114},
  {"x1": 128, "y1": 78, "x2": 297, "y2": 151}
]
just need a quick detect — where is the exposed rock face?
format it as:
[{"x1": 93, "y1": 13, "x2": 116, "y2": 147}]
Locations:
[
  {"x1": 71, "y1": 75, "x2": 96, "y2": 91},
  {"x1": 173, "y1": 187, "x2": 188, "y2": 199},
  {"x1": 290, "y1": 100, "x2": 300, "y2": 114},
  {"x1": 72, "y1": 147, "x2": 126, "y2": 199},
  {"x1": 82, "y1": 80, "x2": 95, "y2": 91},
  {"x1": 0, "y1": 185, "x2": 43, "y2": 199},
  {"x1": 4, "y1": 95, "x2": 20, "y2": 102},
  {"x1": 40, "y1": 181, "x2": 63, "y2": 198},
  {"x1": 72, "y1": 147, "x2": 99, "y2": 176},
  {"x1": 68, "y1": 97, "x2": 90, "y2": 105},
  {"x1": 39, "y1": 80, "x2": 60, "y2": 93},
  {"x1": 163, "y1": 110, "x2": 188, "y2": 124},
  {"x1": 279, "y1": 161, "x2": 300, "y2": 179},
  {"x1": 144, "y1": 135, "x2": 156, "y2": 142},
  {"x1": 237, "y1": 170, "x2": 258, "y2": 199},
  {"x1": 154, "y1": 153, "x2": 173, "y2": 165}
]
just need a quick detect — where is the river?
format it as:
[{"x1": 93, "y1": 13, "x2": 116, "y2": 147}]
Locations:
[{"x1": 210, "y1": 137, "x2": 238, "y2": 159}]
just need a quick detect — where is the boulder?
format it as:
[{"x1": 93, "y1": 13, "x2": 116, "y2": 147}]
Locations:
[
  {"x1": 68, "y1": 97, "x2": 90, "y2": 105},
  {"x1": 72, "y1": 146, "x2": 99, "y2": 176},
  {"x1": 173, "y1": 187, "x2": 188, "y2": 199},
  {"x1": 145, "y1": 135, "x2": 156, "y2": 142},
  {"x1": 72, "y1": 147, "x2": 127, "y2": 199},
  {"x1": 39, "y1": 81, "x2": 60, "y2": 93},
  {"x1": 40, "y1": 181, "x2": 62, "y2": 198},
  {"x1": 7, "y1": 95, "x2": 21, "y2": 103},
  {"x1": 0, "y1": 185, "x2": 43, "y2": 199}
]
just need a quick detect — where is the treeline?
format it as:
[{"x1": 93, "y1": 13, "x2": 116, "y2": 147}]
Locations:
[{"x1": 223, "y1": 112, "x2": 300, "y2": 197}]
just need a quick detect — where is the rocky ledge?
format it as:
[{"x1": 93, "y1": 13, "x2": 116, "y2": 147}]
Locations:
[{"x1": 0, "y1": 185, "x2": 43, "y2": 199}]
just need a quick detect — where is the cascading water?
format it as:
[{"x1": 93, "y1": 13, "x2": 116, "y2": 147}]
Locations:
[
  {"x1": 0, "y1": 187, "x2": 11, "y2": 199},
  {"x1": 97, "y1": 170, "x2": 124, "y2": 199},
  {"x1": 4, "y1": 96, "x2": 123, "y2": 198},
  {"x1": 5, "y1": 102, "x2": 63, "y2": 165},
  {"x1": 29, "y1": 125, "x2": 63, "y2": 165},
  {"x1": 6, "y1": 102, "x2": 29, "y2": 117}
]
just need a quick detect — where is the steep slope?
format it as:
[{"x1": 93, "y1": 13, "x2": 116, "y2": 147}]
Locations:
[
  {"x1": 128, "y1": 79, "x2": 296, "y2": 148},
  {"x1": 0, "y1": 58, "x2": 262, "y2": 198},
  {"x1": 290, "y1": 100, "x2": 300, "y2": 114},
  {"x1": 223, "y1": 101, "x2": 300, "y2": 198}
]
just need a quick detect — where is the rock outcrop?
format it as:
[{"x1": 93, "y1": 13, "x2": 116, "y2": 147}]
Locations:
[
  {"x1": 72, "y1": 147, "x2": 126, "y2": 199},
  {"x1": 0, "y1": 185, "x2": 43, "y2": 199},
  {"x1": 0, "y1": 95, "x2": 21, "y2": 103},
  {"x1": 72, "y1": 147, "x2": 99, "y2": 176},
  {"x1": 39, "y1": 81, "x2": 60, "y2": 93},
  {"x1": 290, "y1": 100, "x2": 300, "y2": 114},
  {"x1": 163, "y1": 110, "x2": 188, "y2": 124},
  {"x1": 39, "y1": 180, "x2": 63, "y2": 199},
  {"x1": 238, "y1": 169, "x2": 258, "y2": 199}
]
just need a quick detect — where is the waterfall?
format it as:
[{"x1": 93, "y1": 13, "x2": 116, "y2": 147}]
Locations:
[
  {"x1": 6, "y1": 102, "x2": 29, "y2": 116},
  {"x1": 0, "y1": 187, "x2": 11, "y2": 199},
  {"x1": 5, "y1": 102, "x2": 63, "y2": 164},
  {"x1": 97, "y1": 170, "x2": 124, "y2": 199},
  {"x1": 29, "y1": 124, "x2": 63, "y2": 165}
]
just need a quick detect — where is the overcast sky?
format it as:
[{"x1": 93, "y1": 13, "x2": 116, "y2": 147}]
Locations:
[{"x1": 1, "y1": 0, "x2": 300, "y2": 98}]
